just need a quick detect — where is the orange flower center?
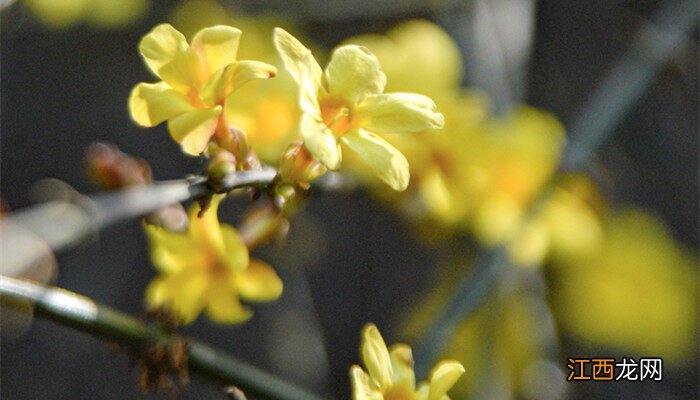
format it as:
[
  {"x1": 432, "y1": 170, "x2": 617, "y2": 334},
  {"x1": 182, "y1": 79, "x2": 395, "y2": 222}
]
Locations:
[
  {"x1": 202, "y1": 252, "x2": 232, "y2": 278},
  {"x1": 320, "y1": 97, "x2": 353, "y2": 136},
  {"x1": 383, "y1": 386, "x2": 416, "y2": 400}
]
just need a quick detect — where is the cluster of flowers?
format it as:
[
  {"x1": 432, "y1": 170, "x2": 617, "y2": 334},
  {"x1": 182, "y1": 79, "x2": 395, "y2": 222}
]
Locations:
[
  {"x1": 121, "y1": 4, "x2": 695, "y2": 397},
  {"x1": 128, "y1": 20, "x2": 463, "y2": 398}
]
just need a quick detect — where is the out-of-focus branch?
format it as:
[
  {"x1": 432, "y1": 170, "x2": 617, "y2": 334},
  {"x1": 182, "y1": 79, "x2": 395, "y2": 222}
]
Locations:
[
  {"x1": 414, "y1": 0, "x2": 697, "y2": 376},
  {"x1": 0, "y1": 276, "x2": 328, "y2": 400},
  {"x1": 560, "y1": 0, "x2": 697, "y2": 171},
  {"x1": 3, "y1": 169, "x2": 276, "y2": 252}
]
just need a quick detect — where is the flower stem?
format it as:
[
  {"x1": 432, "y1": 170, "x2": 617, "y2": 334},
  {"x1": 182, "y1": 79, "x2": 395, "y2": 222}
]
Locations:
[
  {"x1": 414, "y1": 0, "x2": 696, "y2": 376},
  {"x1": 0, "y1": 276, "x2": 328, "y2": 400}
]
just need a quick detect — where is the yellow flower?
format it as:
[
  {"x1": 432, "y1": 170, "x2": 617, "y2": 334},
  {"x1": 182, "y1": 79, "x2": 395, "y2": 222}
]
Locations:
[
  {"x1": 144, "y1": 195, "x2": 282, "y2": 324},
  {"x1": 351, "y1": 323, "x2": 465, "y2": 400},
  {"x1": 273, "y1": 28, "x2": 445, "y2": 191},
  {"x1": 550, "y1": 209, "x2": 697, "y2": 362},
  {"x1": 169, "y1": 2, "x2": 306, "y2": 163},
  {"x1": 129, "y1": 24, "x2": 277, "y2": 156},
  {"x1": 508, "y1": 174, "x2": 605, "y2": 266},
  {"x1": 22, "y1": 0, "x2": 148, "y2": 28},
  {"x1": 469, "y1": 107, "x2": 565, "y2": 244}
]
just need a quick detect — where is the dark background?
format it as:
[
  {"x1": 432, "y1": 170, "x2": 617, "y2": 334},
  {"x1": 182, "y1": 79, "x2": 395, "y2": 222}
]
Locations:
[{"x1": 1, "y1": 0, "x2": 697, "y2": 399}]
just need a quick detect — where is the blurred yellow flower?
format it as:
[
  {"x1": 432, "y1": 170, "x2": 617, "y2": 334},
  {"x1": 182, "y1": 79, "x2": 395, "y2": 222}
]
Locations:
[
  {"x1": 23, "y1": 0, "x2": 148, "y2": 28},
  {"x1": 509, "y1": 174, "x2": 605, "y2": 266},
  {"x1": 144, "y1": 195, "x2": 282, "y2": 324},
  {"x1": 469, "y1": 107, "x2": 565, "y2": 245},
  {"x1": 550, "y1": 209, "x2": 697, "y2": 362},
  {"x1": 129, "y1": 24, "x2": 277, "y2": 156},
  {"x1": 351, "y1": 323, "x2": 465, "y2": 400},
  {"x1": 344, "y1": 19, "x2": 463, "y2": 97},
  {"x1": 273, "y1": 28, "x2": 445, "y2": 191}
]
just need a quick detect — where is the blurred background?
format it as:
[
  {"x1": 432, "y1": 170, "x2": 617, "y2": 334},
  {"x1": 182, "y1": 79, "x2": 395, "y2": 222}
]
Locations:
[{"x1": 1, "y1": 0, "x2": 697, "y2": 399}]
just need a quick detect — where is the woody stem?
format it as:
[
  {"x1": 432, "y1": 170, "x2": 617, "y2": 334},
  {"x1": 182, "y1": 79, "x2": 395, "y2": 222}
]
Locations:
[{"x1": 0, "y1": 276, "x2": 328, "y2": 400}]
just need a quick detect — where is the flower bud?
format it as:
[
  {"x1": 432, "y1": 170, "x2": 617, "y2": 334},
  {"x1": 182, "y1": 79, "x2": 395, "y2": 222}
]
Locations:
[
  {"x1": 278, "y1": 142, "x2": 327, "y2": 188},
  {"x1": 207, "y1": 150, "x2": 237, "y2": 185},
  {"x1": 238, "y1": 206, "x2": 290, "y2": 250},
  {"x1": 86, "y1": 142, "x2": 151, "y2": 189}
]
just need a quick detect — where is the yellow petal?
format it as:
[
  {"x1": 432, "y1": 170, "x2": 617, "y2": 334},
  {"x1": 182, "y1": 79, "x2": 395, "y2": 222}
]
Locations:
[
  {"x1": 356, "y1": 93, "x2": 444, "y2": 133},
  {"x1": 325, "y1": 45, "x2": 386, "y2": 104},
  {"x1": 342, "y1": 129, "x2": 409, "y2": 191},
  {"x1": 167, "y1": 106, "x2": 222, "y2": 155},
  {"x1": 427, "y1": 361, "x2": 465, "y2": 400},
  {"x1": 237, "y1": 260, "x2": 283, "y2": 302},
  {"x1": 350, "y1": 365, "x2": 383, "y2": 400},
  {"x1": 146, "y1": 269, "x2": 208, "y2": 324},
  {"x1": 156, "y1": 47, "x2": 202, "y2": 92},
  {"x1": 144, "y1": 223, "x2": 198, "y2": 274},
  {"x1": 220, "y1": 225, "x2": 250, "y2": 272},
  {"x1": 201, "y1": 61, "x2": 277, "y2": 106},
  {"x1": 273, "y1": 28, "x2": 322, "y2": 119},
  {"x1": 191, "y1": 25, "x2": 242, "y2": 75},
  {"x1": 415, "y1": 384, "x2": 430, "y2": 400},
  {"x1": 389, "y1": 344, "x2": 416, "y2": 391},
  {"x1": 361, "y1": 323, "x2": 393, "y2": 391},
  {"x1": 138, "y1": 24, "x2": 189, "y2": 76},
  {"x1": 229, "y1": 60, "x2": 278, "y2": 92},
  {"x1": 300, "y1": 113, "x2": 342, "y2": 170},
  {"x1": 128, "y1": 82, "x2": 195, "y2": 127},
  {"x1": 206, "y1": 280, "x2": 252, "y2": 324},
  {"x1": 189, "y1": 193, "x2": 226, "y2": 251}
]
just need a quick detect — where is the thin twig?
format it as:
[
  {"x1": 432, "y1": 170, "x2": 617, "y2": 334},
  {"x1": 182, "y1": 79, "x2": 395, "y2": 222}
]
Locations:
[
  {"x1": 414, "y1": 0, "x2": 697, "y2": 375},
  {"x1": 0, "y1": 276, "x2": 328, "y2": 400}
]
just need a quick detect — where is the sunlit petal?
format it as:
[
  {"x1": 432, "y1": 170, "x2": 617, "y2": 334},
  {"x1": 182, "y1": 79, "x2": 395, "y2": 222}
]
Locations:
[
  {"x1": 167, "y1": 106, "x2": 222, "y2": 155},
  {"x1": 156, "y1": 47, "x2": 202, "y2": 92},
  {"x1": 300, "y1": 113, "x2": 342, "y2": 170},
  {"x1": 191, "y1": 25, "x2": 242, "y2": 74},
  {"x1": 350, "y1": 365, "x2": 383, "y2": 400},
  {"x1": 361, "y1": 323, "x2": 393, "y2": 391},
  {"x1": 138, "y1": 24, "x2": 190, "y2": 77},
  {"x1": 326, "y1": 45, "x2": 386, "y2": 104},
  {"x1": 342, "y1": 129, "x2": 409, "y2": 191},
  {"x1": 356, "y1": 93, "x2": 444, "y2": 133},
  {"x1": 428, "y1": 361, "x2": 465, "y2": 400},
  {"x1": 390, "y1": 344, "x2": 416, "y2": 391},
  {"x1": 273, "y1": 28, "x2": 322, "y2": 119},
  {"x1": 201, "y1": 61, "x2": 277, "y2": 106},
  {"x1": 128, "y1": 82, "x2": 195, "y2": 127}
]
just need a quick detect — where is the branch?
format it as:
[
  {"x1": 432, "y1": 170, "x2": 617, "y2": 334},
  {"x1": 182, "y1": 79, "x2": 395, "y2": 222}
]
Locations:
[
  {"x1": 0, "y1": 276, "x2": 328, "y2": 400},
  {"x1": 0, "y1": 169, "x2": 276, "y2": 252},
  {"x1": 414, "y1": 0, "x2": 697, "y2": 376}
]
